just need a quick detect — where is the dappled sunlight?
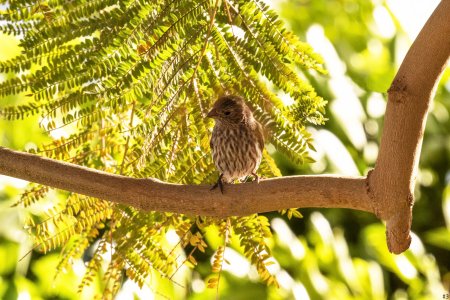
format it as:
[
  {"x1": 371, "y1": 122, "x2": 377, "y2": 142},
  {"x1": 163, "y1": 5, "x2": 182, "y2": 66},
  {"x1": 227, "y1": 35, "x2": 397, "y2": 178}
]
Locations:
[
  {"x1": 311, "y1": 129, "x2": 360, "y2": 175},
  {"x1": 307, "y1": 25, "x2": 367, "y2": 151},
  {"x1": 386, "y1": 0, "x2": 440, "y2": 40},
  {"x1": 394, "y1": 255, "x2": 417, "y2": 280},
  {"x1": 366, "y1": 261, "x2": 384, "y2": 298},
  {"x1": 116, "y1": 279, "x2": 154, "y2": 300},
  {"x1": 0, "y1": 174, "x2": 29, "y2": 189},
  {"x1": 444, "y1": 187, "x2": 450, "y2": 229},
  {"x1": 333, "y1": 229, "x2": 361, "y2": 292},
  {"x1": 271, "y1": 218, "x2": 305, "y2": 260},
  {"x1": 366, "y1": 92, "x2": 386, "y2": 119},
  {"x1": 372, "y1": 5, "x2": 396, "y2": 39},
  {"x1": 329, "y1": 77, "x2": 367, "y2": 150},
  {"x1": 310, "y1": 212, "x2": 333, "y2": 244},
  {"x1": 218, "y1": 247, "x2": 250, "y2": 278}
]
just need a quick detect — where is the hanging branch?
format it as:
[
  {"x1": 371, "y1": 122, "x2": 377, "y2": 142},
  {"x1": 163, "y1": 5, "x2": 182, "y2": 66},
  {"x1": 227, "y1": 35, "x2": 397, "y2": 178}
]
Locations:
[{"x1": 0, "y1": 0, "x2": 449, "y2": 254}]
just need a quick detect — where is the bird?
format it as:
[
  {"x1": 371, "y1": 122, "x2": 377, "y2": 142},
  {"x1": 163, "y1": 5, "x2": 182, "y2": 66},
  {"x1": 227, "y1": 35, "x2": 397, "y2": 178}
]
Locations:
[{"x1": 207, "y1": 95, "x2": 265, "y2": 193}]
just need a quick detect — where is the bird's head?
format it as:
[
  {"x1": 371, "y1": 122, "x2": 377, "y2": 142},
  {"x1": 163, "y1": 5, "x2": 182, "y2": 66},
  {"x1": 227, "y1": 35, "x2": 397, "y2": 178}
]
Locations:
[{"x1": 207, "y1": 95, "x2": 252, "y2": 125}]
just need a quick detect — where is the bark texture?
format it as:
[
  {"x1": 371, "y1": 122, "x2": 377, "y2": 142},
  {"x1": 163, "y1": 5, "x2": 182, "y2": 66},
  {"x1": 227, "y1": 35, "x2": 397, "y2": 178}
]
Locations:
[
  {"x1": 0, "y1": 0, "x2": 449, "y2": 254},
  {"x1": 369, "y1": 0, "x2": 450, "y2": 254},
  {"x1": 0, "y1": 146, "x2": 372, "y2": 216}
]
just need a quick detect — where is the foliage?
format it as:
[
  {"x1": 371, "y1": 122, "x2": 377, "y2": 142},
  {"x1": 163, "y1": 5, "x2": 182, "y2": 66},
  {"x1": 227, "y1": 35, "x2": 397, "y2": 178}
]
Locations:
[
  {"x1": 2, "y1": 0, "x2": 448, "y2": 299},
  {"x1": 0, "y1": 0, "x2": 326, "y2": 297},
  {"x1": 276, "y1": 0, "x2": 450, "y2": 298}
]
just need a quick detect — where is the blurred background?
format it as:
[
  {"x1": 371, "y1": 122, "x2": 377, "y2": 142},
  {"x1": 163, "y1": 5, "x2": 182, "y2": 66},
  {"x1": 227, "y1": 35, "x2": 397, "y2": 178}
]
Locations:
[{"x1": 0, "y1": 0, "x2": 449, "y2": 299}]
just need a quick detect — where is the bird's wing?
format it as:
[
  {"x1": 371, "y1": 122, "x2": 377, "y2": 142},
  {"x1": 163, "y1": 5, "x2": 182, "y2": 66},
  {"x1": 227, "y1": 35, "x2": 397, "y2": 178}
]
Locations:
[
  {"x1": 254, "y1": 121, "x2": 265, "y2": 152},
  {"x1": 210, "y1": 126, "x2": 216, "y2": 149}
]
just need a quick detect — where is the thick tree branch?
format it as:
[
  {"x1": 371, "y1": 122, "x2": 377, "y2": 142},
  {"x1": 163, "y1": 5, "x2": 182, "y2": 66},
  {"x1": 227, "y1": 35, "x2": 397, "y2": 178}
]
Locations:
[
  {"x1": 369, "y1": 0, "x2": 450, "y2": 254},
  {"x1": 0, "y1": 1, "x2": 448, "y2": 255},
  {"x1": 0, "y1": 146, "x2": 372, "y2": 216}
]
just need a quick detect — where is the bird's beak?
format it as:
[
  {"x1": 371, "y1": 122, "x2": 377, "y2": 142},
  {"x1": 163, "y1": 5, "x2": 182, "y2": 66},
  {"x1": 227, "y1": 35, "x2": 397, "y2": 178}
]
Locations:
[{"x1": 207, "y1": 108, "x2": 218, "y2": 118}]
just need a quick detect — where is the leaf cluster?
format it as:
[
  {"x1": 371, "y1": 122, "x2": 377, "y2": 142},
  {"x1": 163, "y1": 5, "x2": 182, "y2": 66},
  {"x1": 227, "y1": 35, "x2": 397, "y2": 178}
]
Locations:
[{"x1": 1, "y1": 0, "x2": 325, "y2": 297}]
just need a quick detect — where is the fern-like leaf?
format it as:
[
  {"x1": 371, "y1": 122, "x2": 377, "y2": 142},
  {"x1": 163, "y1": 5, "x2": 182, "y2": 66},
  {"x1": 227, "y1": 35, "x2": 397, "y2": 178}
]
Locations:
[{"x1": 1, "y1": 0, "x2": 326, "y2": 296}]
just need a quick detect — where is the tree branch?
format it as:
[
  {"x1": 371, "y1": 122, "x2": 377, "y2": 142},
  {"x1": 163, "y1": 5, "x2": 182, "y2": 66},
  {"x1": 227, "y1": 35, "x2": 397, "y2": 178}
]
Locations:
[
  {"x1": 0, "y1": 1, "x2": 448, "y2": 255},
  {"x1": 0, "y1": 146, "x2": 372, "y2": 216},
  {"x1": 369, "y1": 0, "x2": 450, "y2": 254}
]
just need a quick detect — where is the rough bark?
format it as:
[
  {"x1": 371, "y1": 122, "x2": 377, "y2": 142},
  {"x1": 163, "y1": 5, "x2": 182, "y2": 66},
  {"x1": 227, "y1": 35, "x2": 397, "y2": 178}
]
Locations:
[{"x1": 0, "y1": 0, "x2": 449, "y2": 254}]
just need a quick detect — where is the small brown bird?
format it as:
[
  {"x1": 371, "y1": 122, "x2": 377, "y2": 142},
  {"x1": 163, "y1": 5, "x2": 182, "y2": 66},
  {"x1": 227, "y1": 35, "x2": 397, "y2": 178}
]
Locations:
[{"x1": 207, "y1": 95, "x2": 264, "y2": 193}]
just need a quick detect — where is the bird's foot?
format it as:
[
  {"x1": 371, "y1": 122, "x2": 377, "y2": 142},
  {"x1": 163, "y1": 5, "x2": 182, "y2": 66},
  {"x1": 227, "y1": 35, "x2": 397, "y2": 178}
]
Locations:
[
  {"x1": 251, "y1": 172, "x2": 260, "y2": 184},
  {"x1": 210, "y1": 174, "x2": 224, "y2": 194}
]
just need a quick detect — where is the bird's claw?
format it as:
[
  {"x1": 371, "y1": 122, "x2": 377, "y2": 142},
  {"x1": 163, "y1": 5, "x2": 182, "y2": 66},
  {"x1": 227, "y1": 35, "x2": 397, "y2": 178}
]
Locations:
[
  {"x1": 252, "y1": 172, "x2": 260, "y2": 184},
  {"x1": 211, "y1": 174, "x2": 224, "y2": 194}
]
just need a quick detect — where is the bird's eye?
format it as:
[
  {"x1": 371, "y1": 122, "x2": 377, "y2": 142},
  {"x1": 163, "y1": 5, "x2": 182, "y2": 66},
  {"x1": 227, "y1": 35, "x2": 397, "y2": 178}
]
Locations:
[{"x1": 224, "y1": 111, "x2": 231, "y2": 116}]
